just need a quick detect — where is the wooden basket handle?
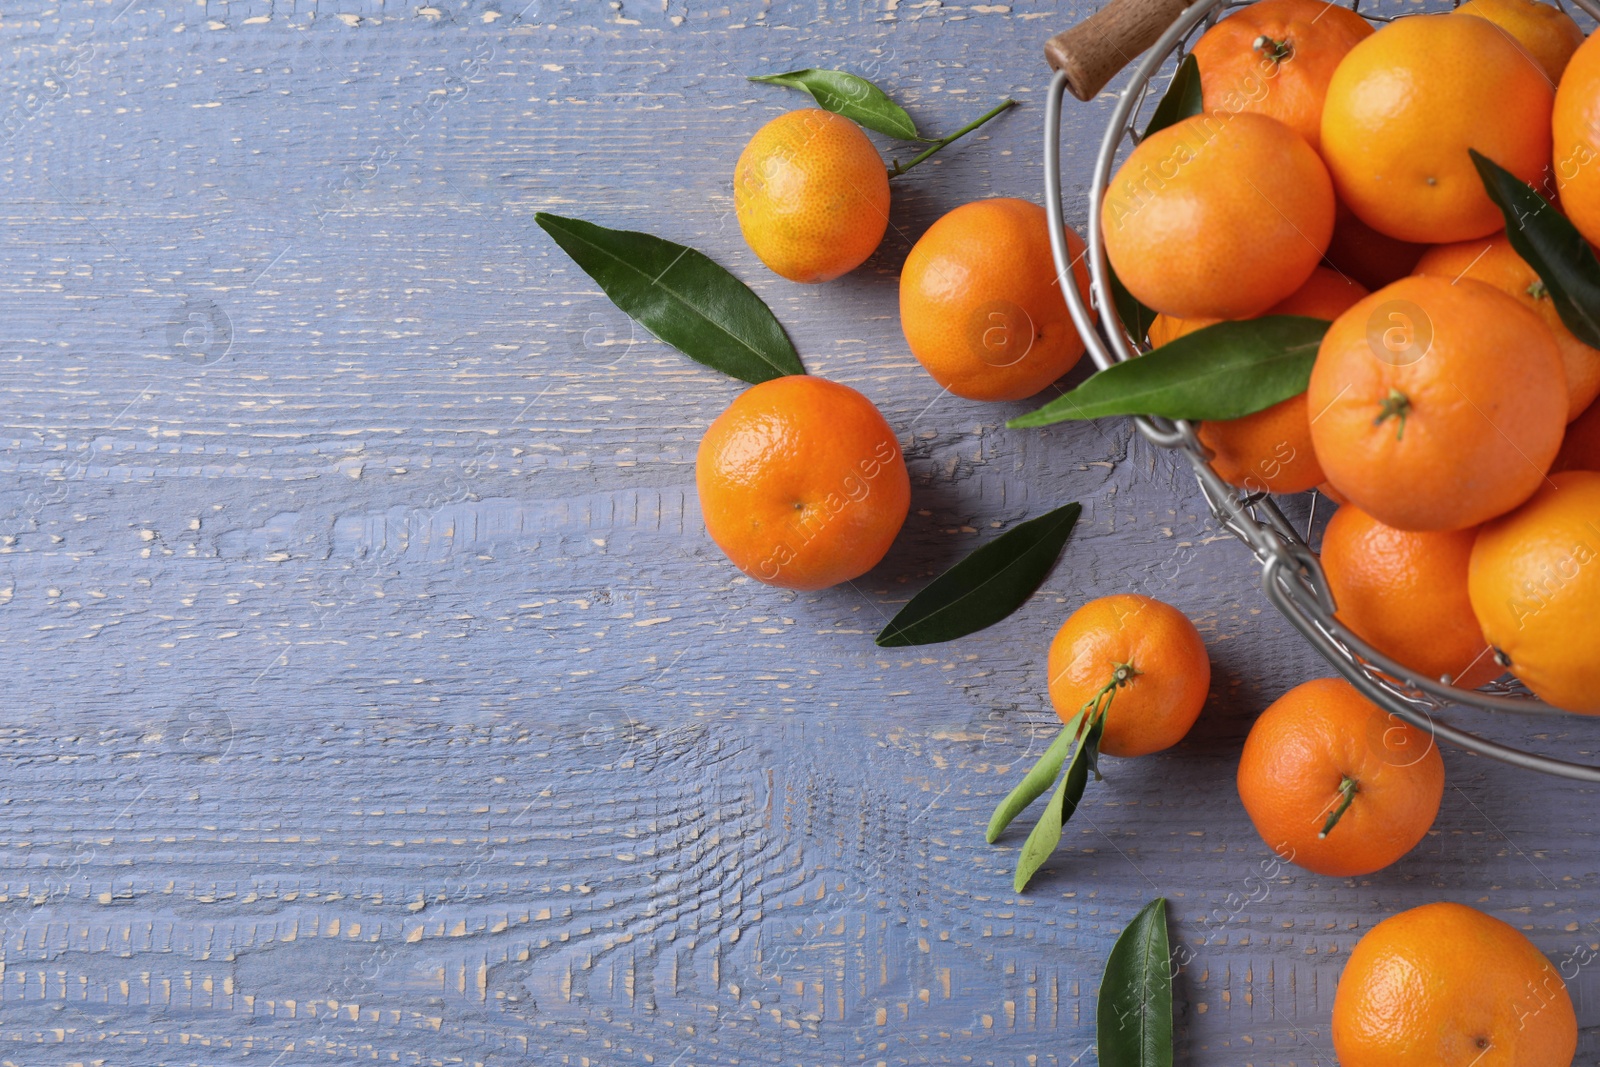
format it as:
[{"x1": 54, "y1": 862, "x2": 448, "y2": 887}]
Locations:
[{"x1": 1046, "y1": 0, "x2": 1198, "y2": 102}]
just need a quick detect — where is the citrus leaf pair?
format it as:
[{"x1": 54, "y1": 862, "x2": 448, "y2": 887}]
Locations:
[
  {"x1": 875, "y1": 503, "x2": 1081, "y2": 647},
  {"x1": 1471, "y1": 150, "x2": 1600, "y2": 349},
  {"x1": 1013, "y1": 714, "x2": 1103, "y2": 893},
  {"x1": 1008, "y1": 316, "x2": 1330, "y2": 428},
  {"x1": 1098, "y1": 897, "x2": 1175, "y2": 1067},
  {"x1": 536, "y1": 212, "x2": 804, "y2": 385}
]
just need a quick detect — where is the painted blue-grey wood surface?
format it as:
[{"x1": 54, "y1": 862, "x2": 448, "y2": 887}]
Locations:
[{"x1": 0, "y1": 1, "x2": 1596, "y2": 1064}]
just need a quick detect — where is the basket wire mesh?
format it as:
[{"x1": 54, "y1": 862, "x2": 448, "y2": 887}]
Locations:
[{"x1": 1044, "y1": 0, "x2": 1600, "y2": 781}]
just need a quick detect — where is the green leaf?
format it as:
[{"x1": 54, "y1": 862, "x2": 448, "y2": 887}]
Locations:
[
  {"x1": 1470, "y1": 149, "x2": 1600, "y2": 348},
  {"x1": 986, "y1": 713, "x2": 1085, "y2": 843},
  {"x1": 1143, "y1": 53, "x2": 1202, "y2": 139},
  {"x1": 1097, "y1": 897, "x2": 1175, "y2": 1067},
  {"x1": 1107, "y1": 259, "x2": 1158, "y2": 348},
  {"x1": 1013, "y1": 715, "x2": 1102, "y2": 893},
  {"x1": 1007, "y1": 316, "x2": 1329, "y2": 428},
  {"x1": 535, "y1": 213, "x2": 805, "y2": 385},
  {"x1": 876, "y1": 503, "x2": 1082, "y2": 647},
  {"x1": 750, "y1": 69, "x2": 920, "y2": 140}
]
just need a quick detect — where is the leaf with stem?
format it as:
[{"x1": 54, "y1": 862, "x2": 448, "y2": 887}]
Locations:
[
  {"x1": 887, "y1": 99, "x2": 1019, "y2": 177},
  {"x1": 1009, "y1": 665, "x2": 1135, "y2": 892},
  {"x1": 1096, "y1": 897, "x2": 1175, "y2": 1067},
  {"x1": 986, "y1": 711, "x2": 1085, "y2": 843},
  {"x1": 876, "y1": 503, "x2": 1081, "y2": 647},
  {"x1": 536, "y1": 213, "x2": 804, "y2": 385},
  {"x1": 1014, "y1": 714, "x2": 1104, "y2": 893}
]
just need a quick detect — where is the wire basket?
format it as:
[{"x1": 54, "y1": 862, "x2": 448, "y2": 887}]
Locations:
[{"x1": 1042, "y1": 0, "x2": 1600, "y2": 781}]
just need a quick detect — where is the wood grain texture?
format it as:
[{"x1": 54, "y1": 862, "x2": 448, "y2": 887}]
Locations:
[{"x1": 0, "y1": 1, "x2": 1595, "y2": 1064}]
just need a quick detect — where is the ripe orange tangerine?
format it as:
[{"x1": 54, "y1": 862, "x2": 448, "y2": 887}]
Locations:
[
  {"x1": 1102, "y1": 112, "x2": 1334, "y2": 320},
  {"x1": 734, "y1": 109, "x2": 890, "y2": 283},
  {"x1": 1320, "y1": 14, "x2": 1555, "y2": 243},
  {"x1": 696, "y1": 375, "x2": 910, "y2": 590}
]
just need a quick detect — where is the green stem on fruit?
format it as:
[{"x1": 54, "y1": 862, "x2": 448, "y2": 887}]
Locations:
[
  {"x1": 888, "y1": 99, "x2": 1019, "y2": 178},
  {"x1": 1527, "y1": 279, "x2": 1549, "y2": 300},
  {"x1": 1253, "y1": 35, "x2": 1294, "y2": 63},
  {"x1": 1374, "y1": 388, "x2": 1412, "y2": 441},
  {"x1": 1319, "y1": 776, "x2": 1359, "y2": 839}
]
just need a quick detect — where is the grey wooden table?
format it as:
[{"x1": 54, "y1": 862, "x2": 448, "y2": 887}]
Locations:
[{"x1": 1, "y1": 1, "x2": 1596, "y2": 1064}]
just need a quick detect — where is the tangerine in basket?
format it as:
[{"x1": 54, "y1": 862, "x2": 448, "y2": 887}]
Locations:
[
  {"x1": 1458, "y1": 0, "x2": 1585, "y2": 82},
  {"x1": 1320, "y1": 504, "x2": 1498, "y2": 688},
  {"x1": 1332, "y1": 902, "x2": 1577, "y2": 1067},
  {"x1": 696, "y1": 375, "x2": 909, "y2": 591},
  {"x1": 1306, "y1": 275, "x2": 1567, "y2": 531},
  {"x1": 734, "y1": 109, "x2": 889, "y2": 283},
  {"x1": 1101, "y1": 111, "x2": 1334, "y2": 320},
  {"x1": 1190, "y1": 0, "x2": 1374, "y2": 151},
  {"x1": 899, "y1": 198, "x2": 1092, "y2": 402},
  {"x1": 1469, "y1": 470, "x2": 1600, "y2": 713},
  {"x1": 1554, "y1": 31, "x2": 1600, "y2": 247},
  {"x1": 1553, "y1": 396, "x2": 1600, "y2": 472},
  {"x1": 1322, "y1": 201, "x2": 1427, "y2": 291},
  {"x1": 1414, "y1": 232, "x2": 1600, "y2": 421},
  {"x1": 1151, "y1": 267, "x2": 1367, "y2": 495},
  {"x1": 1236, "y1": 677, "x2": 1443, "y2": 877},
  {"x1": 1047, "y1": 594, "x2": 1210, "y2": 758},
  {"x1": 1320, "y1": 14, "x2": 1555, "y2": 244}
]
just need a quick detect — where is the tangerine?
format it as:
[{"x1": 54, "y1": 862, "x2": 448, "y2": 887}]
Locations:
[
  {"x1": 899, "y1": 198, "x2": 1092, "y2": 401},
  {"x1": 1102, "y1": 112, "x2": 1334, "y2": 320},
  {"x1": 1190, "y1": 0, "x2": 1374, "y2": 151},
  {"x1": 1320, "y1": 504, "x2": 1498, "y2": 688},
  {"x1": 1306, "y1": 275, "x2": 1567, "y2": 531},
  {"x1": 1552, "y1": 395, "x2": 1600, "y2": 472},
  {"x1": 1323, "y1": 201, "x2": 1427, "y2": 291},
  {"x1": 1414, "y1": 232, "x2": 1600, "y2": 421},
  {"x1": 1458, "y1": 0, "x2": 1584, "y2": 82},
  {"x1": 1468, "y1": 470, "x2": 1600, "y2": 713},
  {"x1": 1198, "y1": 267, "x2": 1366, "y2": 494},
  {"x1": 696, "y1": 375, "x2": 910, "y2": 590},
  {"x1": 1320, "y1": 14, "x2": 1555, "y2": 243},
  {"x1": 1554, "y1": 31, "x2": 1600, "y2": 247},
  {"x1": 1236, "y1": 677, "x2": 1444, "y2": 877},
  {"x1": 1332, "y1": 902, "x2": 1577, "y2": 1066},
  {"x1": 1047, "y1": 594, "x2": 1210, "y2": 758},
  {"x1": 734, "y1": 109, "x2": 889, "y2": 283}
]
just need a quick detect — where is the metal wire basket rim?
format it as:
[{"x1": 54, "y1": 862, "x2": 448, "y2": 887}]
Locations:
[{"x1": 1043, "y1": 0, "x2": 1600, "y2": 782}]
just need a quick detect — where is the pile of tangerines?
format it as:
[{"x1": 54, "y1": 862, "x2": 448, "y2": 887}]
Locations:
[{"x1": 692, "y1": 0, "x2": 1599, "y2": 1061}]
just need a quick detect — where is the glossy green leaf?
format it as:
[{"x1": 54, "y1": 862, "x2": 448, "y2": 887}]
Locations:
[
  {"x1": 536, "y1": 213, "x2": 804, "y2": 384},
  {"x1": 1143, "y1": 53, "x2": 1202, "y2": 139},
  {"x1": 1107, "y1": 259, "x2": 1158, "y2": 347},
  {"x1": 986, "y1": 713, "x2": 1084, "y2": 843},
  {"x1": 1007, "y1": 315, "x2": 1328, "y2": 428},
  {"x1": 876, "y1": 503, "x2": 1082, "y2": 647},
  {"x1": 1471, "y1": 149, "x2": 1600, "y2": 348},
  {"x1": 750, "y1": 69, "x2": 920, "y2": 140},
  {"x1": 1013, "y1": 715, "x2": 1102, "y2": 893},
  {"x1": 1097, "y1": 897, "x2": 1175, "y2": 1067}
]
